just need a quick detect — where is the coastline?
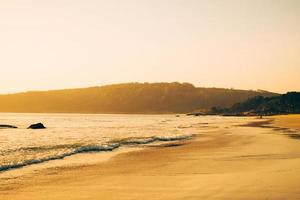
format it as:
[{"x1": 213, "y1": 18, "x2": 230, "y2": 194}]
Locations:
[{"x1": 1, "y1": 115, "x2": 300, "y2": 199}]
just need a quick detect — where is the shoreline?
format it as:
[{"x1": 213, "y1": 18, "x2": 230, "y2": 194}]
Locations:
[
  {"x1": 1, "y1": 115, "x2": 300, "y2": 199},
  {"x1": 0, "y1": 134, "x2": 192, "y2": 173}
]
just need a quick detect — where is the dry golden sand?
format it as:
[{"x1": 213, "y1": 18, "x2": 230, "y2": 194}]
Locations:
[
  {"x1": 1, "y1": 115, "x2": 300, "y2": 200},
  {"x1": 270, "y1": 114, "x2": 300, "y2": 132}
]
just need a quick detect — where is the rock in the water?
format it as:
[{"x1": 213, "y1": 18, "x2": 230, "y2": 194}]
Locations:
[
  {"x1": 28, "y1": 123, "x2": 46, "y2": 129},
  {"x1": 0, "y1": 124, "x2": 18, "y2": 129}
]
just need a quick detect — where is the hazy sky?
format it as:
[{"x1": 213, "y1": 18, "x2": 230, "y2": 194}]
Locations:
[{"x1": 0, "y1": 0, "x2": 299, "y2": 94}]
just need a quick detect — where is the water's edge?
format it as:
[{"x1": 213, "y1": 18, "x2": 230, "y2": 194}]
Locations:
[{"x1": 0, "y1": 135, "x2": 192, "y2": 172}]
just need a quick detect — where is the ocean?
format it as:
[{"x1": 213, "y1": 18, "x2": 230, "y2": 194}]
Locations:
[{"x1": 0, "y1": 113, "x2": 248, "y2": 172}]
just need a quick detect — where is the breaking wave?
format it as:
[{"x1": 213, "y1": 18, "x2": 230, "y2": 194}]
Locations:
[{"x1": 0, "y1": 134, "x2": 192, "y2": 172}]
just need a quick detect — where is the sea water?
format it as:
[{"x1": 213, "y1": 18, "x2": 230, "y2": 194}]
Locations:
[{"x1": 0, "y1": 113, "x2": 248, "y2": 172}]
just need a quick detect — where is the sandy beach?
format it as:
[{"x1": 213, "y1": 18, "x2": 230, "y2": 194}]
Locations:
[
  {"x1": 1, "y1": 0, "x2": 299, "y2": 199},
  {"x1": 1, "y1": 115, "x2": 300, "y2": 200}
]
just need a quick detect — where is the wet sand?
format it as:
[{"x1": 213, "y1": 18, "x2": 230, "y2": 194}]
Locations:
[{"x1": 1, "y1": 115, "x2": 300, "y2": 200}]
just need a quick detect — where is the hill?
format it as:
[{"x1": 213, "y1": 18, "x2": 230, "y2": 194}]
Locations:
[
  {"x1": 210, "y1": 92, "x2": 300, "y2": 116},
  {"x1": 0, "y1": 82, "x2": 277, "y2": 114}
]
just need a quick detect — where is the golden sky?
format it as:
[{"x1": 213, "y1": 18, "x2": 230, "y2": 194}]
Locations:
[{"x1": 0, "y1": 0, "x2": 299, "y2": 94}]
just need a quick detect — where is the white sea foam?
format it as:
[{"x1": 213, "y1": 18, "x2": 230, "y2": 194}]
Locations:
[{"x1": 0, "y1": 135, "x2": 192, "y2": 172}]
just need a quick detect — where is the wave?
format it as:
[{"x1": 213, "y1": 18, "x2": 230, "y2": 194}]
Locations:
[
  {"x1": 0, "y1": 144, "x2": 82, "y2": 155},
  {"x1": 0, "y1": 134, "x2": 192, "y2": 172}
]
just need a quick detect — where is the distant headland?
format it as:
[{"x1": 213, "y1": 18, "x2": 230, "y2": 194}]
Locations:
[
  {"x1": 201, "y1": 92, "x2": 300, "y2": 116},
  {"x1": 0, "y1": 82, "x2": 277, "y2": 114}
]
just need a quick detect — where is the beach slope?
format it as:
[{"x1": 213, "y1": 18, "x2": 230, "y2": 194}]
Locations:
[{"x1": 1, "y1": 115, "x2": 300, "y2": 200}]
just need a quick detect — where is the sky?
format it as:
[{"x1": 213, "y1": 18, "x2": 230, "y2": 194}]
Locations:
[{"x1": 0, "y1": 0, "x2": 299, "y2": 94}]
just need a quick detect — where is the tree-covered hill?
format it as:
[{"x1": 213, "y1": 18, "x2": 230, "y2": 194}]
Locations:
[
  {"x1": 211, "y1": 92, "x2": 300, "y2": 116},
  {"x1": 0, "y1": 82, "x2": 277, "y2": 114}
]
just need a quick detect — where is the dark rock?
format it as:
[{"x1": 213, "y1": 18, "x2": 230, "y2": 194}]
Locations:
[
  {"x1": 28, "y1": 123, "x2": 46, "y2": 129},
  {"x1": 0, "y1": 124, "x2": 18, "y2": 129}
]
